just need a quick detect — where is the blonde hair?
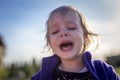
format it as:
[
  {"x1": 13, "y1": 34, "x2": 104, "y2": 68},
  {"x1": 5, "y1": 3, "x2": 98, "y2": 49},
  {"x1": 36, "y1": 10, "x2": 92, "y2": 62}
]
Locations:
[{"x1": 45, "y1": 6, "x2": 98, "y2": 53}]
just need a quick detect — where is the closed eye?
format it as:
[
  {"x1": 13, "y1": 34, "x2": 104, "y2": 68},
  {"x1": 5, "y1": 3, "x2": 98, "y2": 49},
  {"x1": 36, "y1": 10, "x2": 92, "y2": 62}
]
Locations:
[
  {"x1": 68, "y1": 27, "x2": 77, "y2": 30},
  {"x1": 51, "y1": 31, "x2": 59, "y2": 34}
]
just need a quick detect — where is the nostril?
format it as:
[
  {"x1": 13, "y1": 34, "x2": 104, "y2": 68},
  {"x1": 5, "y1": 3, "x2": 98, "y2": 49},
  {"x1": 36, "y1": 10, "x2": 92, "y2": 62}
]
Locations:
[
  {"x1": 60, "y1": 33, "x2": 68, "y2": 37},
  {"x1": 60, "y1": 35, "x2": 62, "y2": 37},
  {"x1": 65, "y1": 33, "x2": 67, "y2": 36},
  {"x1": 59, "y1": 29, "x2": 69, "y2": 37}
]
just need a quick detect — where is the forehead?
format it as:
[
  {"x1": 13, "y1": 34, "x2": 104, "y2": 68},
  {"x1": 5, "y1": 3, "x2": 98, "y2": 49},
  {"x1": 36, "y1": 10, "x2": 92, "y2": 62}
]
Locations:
[{"x1": 48, "y1": 11, "x2": 80, "y2": 26}]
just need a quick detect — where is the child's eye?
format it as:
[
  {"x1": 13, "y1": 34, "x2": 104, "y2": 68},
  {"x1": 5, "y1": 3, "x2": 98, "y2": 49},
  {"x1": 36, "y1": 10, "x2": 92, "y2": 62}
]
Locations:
[
  {"x1": 51, "y1": 31, "x2": 59, "y2": 34},
  {"x1": 68, "y1": 27, "x2": 77, "y2": 30}
]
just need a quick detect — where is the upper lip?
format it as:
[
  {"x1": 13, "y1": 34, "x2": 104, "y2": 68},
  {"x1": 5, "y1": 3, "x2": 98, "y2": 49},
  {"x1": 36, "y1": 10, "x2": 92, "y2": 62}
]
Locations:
[{"x1": 59, "y1": 39, "x2": 73, "y2": 48}]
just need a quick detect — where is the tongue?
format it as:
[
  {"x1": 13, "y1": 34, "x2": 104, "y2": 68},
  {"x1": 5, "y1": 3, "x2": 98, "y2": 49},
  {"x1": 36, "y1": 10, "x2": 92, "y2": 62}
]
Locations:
[{"x1": 61, "y1": 43, "x2": 73, "y2": 51}]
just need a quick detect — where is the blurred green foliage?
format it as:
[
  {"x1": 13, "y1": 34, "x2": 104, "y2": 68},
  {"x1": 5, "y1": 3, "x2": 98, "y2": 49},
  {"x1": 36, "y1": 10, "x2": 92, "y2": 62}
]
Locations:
[
  {"x1": 0, "y1": 66, "x2": 9, "y2": 80},
  {"x1": 0, "y1": 59, "x2": 40, "y2": 80},
  {"x1": 115, "y1": 67, "x2": 120, "y2": 76}
]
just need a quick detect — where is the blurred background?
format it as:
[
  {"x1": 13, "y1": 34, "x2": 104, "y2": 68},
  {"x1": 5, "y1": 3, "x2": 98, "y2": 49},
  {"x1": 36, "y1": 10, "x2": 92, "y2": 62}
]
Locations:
[{"x1": 0, "y1": 0, "x2": 120, "y2": 80}]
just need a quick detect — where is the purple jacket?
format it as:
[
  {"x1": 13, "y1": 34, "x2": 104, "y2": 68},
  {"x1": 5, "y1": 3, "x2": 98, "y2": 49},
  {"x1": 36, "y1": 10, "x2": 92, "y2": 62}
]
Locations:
[{"x1": 31, "y1": 51, "x2": 119, "y2": 80}]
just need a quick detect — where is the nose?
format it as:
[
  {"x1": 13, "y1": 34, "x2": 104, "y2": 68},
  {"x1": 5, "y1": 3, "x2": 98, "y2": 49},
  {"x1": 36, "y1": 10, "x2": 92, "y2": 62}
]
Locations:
[{"x1": 59, "y1": 29, "x2": 69, "y2": 38}]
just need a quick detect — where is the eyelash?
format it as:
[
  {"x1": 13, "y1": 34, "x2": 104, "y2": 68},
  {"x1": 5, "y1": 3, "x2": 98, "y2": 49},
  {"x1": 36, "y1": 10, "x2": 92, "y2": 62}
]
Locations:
[
  {"x1": 51, "y1": 31, "x2": 59, "y2": 34},
  {"x1": 68, "y1": 27, "x2": 77, "y2": 30}
]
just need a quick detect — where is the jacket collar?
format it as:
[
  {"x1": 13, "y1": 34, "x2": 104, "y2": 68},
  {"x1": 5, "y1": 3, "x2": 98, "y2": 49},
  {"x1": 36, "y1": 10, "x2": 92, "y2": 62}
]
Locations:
[
  {"x1": 41, "y1": 51, "x2": 99, "y2": 80},
  {"x1": 42, "y1": 55, "x2": 60, "y2": 79}
]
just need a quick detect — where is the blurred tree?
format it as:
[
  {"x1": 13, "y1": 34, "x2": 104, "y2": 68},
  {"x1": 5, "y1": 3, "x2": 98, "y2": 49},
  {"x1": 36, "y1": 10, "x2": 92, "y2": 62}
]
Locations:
[
  {"x1": 9, "y1": 63, "x2": 18, "y2": 77},
  {"x1": 31, "y1": 59, "x2": 40, "y2": 74},
  {"x1": 0, "y1": 35, "x2": 6, "y2": 66},
  {"x1": 22, "y1": 62, "x2": 31, "y2": 77}
]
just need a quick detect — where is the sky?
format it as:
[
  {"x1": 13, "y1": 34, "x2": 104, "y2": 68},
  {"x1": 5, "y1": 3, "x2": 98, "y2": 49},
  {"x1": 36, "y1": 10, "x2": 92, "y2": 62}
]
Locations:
[{"x1": 0, "y1": 0, "x2": 120, "y2": 64}]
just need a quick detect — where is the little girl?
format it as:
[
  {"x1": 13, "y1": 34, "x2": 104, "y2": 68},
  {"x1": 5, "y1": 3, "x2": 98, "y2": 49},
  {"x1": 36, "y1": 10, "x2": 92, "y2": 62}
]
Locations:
[{"x1": 31, "y1": 6, "x2": 119, "y2": 80}]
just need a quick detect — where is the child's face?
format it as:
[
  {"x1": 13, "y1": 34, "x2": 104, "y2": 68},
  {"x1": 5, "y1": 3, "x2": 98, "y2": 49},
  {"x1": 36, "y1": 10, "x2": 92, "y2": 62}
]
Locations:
[{"x1": 48, "y1": 11, "x2": 85, "y2": 60}]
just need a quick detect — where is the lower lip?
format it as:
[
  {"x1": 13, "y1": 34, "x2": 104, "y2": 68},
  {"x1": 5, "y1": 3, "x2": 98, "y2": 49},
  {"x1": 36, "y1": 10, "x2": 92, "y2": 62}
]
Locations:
[{"x1": 61, "y1": 45, "x2": 73, "y2": 52}]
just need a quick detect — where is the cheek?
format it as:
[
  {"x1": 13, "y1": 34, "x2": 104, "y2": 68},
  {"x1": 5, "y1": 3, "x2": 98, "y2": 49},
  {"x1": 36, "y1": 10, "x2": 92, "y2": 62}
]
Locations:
[
  {"x1": 81, "y1": 36, "x2": 85, "y2": 45},
  {"x1": 50, "y1": 36, "x2": 55, "y2": 43},
  {"x1": 49, "y1": 36, "x2": 56, "y2": 49},
  {"x1": 49, "y1": 37, "x2": 53, "y2": 46},
  {"x1": 76, "y1": 32, "x2": 85, "y2": 45}
]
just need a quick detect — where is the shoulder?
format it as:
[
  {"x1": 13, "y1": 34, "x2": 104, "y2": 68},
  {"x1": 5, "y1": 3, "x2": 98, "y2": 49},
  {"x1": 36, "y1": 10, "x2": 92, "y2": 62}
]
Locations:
[
  {"x1": 93, "y1": 60, "x2": 119, "y2": 80},
  {"x1": 93, "y1": 60, "x2": 114, "y2": 71},
  {"x1": 31, "y1": 55, "x2": 60, "y2": 80}
]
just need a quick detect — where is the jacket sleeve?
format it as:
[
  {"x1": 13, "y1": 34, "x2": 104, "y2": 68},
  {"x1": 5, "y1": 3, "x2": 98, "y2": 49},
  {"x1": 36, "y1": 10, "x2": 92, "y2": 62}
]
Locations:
[
  {"x1": 94, "y1": 60, "x2": 119, "y2": 80},
  {"x1": 106, "y1": 64, "x2": 120, "y2": 80}
]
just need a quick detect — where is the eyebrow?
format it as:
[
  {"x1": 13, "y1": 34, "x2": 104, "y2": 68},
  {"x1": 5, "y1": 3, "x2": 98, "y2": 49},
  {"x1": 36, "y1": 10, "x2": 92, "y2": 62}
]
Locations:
[
  {"x1": 50, "y1": 22, "x2": 61, "y2": 28},
  {"x1": 65, "y1": 21, "x2": 78, "y2": 26}
]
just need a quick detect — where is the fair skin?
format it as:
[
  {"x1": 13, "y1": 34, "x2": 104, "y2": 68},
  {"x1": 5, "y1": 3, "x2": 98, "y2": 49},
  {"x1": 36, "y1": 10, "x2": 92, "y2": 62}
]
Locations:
[{"x1": 48, "y1": 11, "x2": 85, "y2": 72}]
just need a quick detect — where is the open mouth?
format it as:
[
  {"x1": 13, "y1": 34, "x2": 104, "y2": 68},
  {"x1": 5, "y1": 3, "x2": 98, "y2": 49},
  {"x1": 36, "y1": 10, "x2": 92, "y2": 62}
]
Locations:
[{"x1": 60, "y1": 42, "x2": 73, "y2": 51}]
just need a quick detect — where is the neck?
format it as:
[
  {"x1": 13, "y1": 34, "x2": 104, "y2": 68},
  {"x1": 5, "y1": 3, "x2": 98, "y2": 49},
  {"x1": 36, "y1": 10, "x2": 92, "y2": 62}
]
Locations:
[{"x1": 59, "y1": 56, "x2": 84, "y2": 73}]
